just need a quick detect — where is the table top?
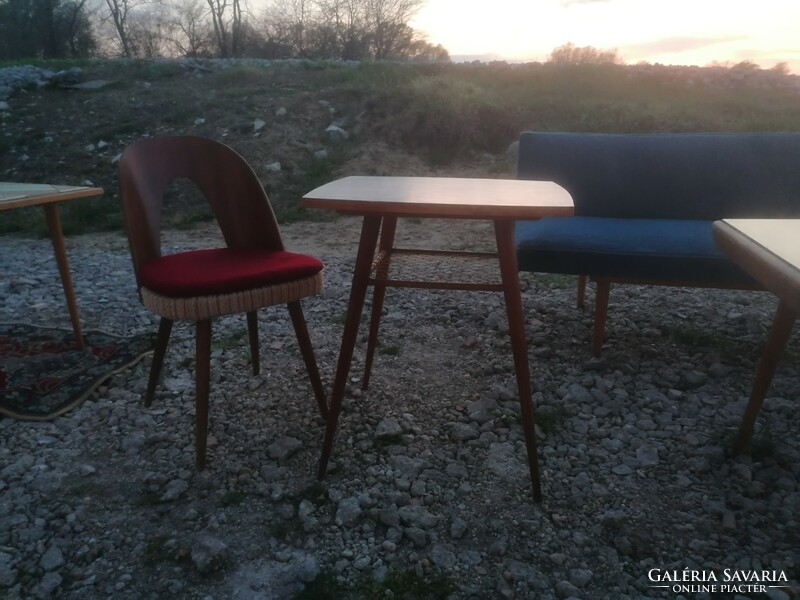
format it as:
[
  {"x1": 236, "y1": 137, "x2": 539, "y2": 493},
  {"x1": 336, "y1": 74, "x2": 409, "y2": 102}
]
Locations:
[
  {"x1": 713, "y1": 218, "x2": 800, "y2": 310},
  {"x1": 715, "y1": 219, "x2": 800, "y2": 272},
  {"x1": 0, "y1": 183, "x2": 103, "y2": 211},
  {"x1": 302, "y1": 176, "x2": 574, "y2": 219}
]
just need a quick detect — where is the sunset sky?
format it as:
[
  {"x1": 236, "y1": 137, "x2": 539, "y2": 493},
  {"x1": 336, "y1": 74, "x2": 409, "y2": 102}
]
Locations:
[{"x1": 411, "y1": 0, "x2": 800, "y2": 72}]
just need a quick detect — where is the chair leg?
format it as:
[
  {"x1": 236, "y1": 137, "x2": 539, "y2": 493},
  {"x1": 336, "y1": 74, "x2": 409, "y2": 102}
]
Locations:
[
  {"x1": 288, "y1": 301, "x2": 329, "y2": 421},
  {"x1": 734, "y1": 300, "x2": 797, "y2": 453},
  {"x1": 247, "y1": 311, "x2": 260, "y2": 376},
  {"x1": 593, "y1": 279, "x2": 610, "y2": 357},
  {"x1": 576, "y1": 275, "x2": 587, "y2": 309},
  {"x1": 145, "y1": 318, "x2": 173, "y2": 407},
  {"x1": 195, "y1": 319, "x2": 212, "y2": 470}
]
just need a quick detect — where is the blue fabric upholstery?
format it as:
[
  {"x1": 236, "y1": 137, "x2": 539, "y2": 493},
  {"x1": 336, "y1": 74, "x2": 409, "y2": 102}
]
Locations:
[
  {"x1": 517, "y1": 132, "x2": 800, "y2": 220},
  {"x1": 515, "y1": 132, "x2": 800, "y2": 285},
  {"x1": 516, "y1": 217, "x2": 755, "y2": 285}
]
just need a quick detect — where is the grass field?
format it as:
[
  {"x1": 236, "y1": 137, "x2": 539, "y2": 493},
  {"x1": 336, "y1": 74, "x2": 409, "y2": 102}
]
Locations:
[{"x1": 2, "y1": 59, "x2": 799, "y2": 235}]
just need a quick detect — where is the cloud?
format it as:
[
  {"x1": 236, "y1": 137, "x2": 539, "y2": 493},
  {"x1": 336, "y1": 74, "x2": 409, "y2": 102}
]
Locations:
[
  {"x1": 620, "y1": 35, "x2": 746, "y2": 58},
  {"x1": 615, "y1": 36, "x2": 799, "y2": 72},
  {"x1": 560, "y1": 0, "x2": 610, "y2": 4}
]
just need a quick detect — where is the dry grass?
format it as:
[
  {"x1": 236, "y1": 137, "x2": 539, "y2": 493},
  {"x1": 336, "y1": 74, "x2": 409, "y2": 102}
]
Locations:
[{"x1": 2, "y1": 59, "x2": 799, "y2": 235}]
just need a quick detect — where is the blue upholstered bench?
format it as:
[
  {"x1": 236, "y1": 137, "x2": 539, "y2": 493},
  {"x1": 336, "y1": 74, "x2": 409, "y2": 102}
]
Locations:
[{"x1": 515, "y1": 132, "x2": 800, "y2": 355}]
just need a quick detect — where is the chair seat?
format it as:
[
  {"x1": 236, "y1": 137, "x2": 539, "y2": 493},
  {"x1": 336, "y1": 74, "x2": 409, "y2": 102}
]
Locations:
[
  {"x1": 139, "y1": 248, "x2": 324, "y2": 297},
  {"x1": 141, "y1": 271, "x2": 323, "y2": 321}
]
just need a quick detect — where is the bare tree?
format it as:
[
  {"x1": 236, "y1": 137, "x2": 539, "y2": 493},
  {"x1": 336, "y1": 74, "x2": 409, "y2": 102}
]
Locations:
[
  {"x1": 770, "y1": 62, "x2": 790, "y2": 75},
  {"x1": 230, "y1": 0, "x2": 243, "y2": 55},
  {"x1": 407, "y1": 38, "x2": 448, "y2": 62},
  {"x1": 267, "y1": 0, "x2": 316, "y2": 57},
  {"x1": 548, "y1": 42, "x2": 622, "y2": 65},
  {"x1": 129, "y1": 6, "x2": 170, "y2": 57},
  {"x1": 0, "y1": 0, "x2": 96, "y2": 58},
  {"x1": 206, "y1": 0, "x2": 246, "y2": 56},
  {"x1": 103, "y1": 0, "x2": 141, "y2": 56},
  {"x1": 256, "y1": 0, "x2": 443, "y2": 61},
  {"x1": 364, "y1": 0, "x2": 423, "y2": 59},
  {"x1": 63, "y1": 0, "x2": 94, "y2": 55},
  {"x1": 164, "y1": 0, "x2": 213, "y2": 56},
  {"x1": 206, "y1": 0, "x2": 229, "y2": 56},
  {"x1": 315, "y1": 0, "x2": 366, "y2": 59}
]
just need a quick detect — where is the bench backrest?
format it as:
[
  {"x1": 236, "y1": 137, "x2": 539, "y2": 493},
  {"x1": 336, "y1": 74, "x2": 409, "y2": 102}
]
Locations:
[{"x1": 517, "y1": 132, "x2": 800, "y2": 220}]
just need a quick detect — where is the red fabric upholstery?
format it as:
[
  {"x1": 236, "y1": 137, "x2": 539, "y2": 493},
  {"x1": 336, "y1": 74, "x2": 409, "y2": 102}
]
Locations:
[{"x1": 139, "y1": 248, "x2": 323, "y2": 298}]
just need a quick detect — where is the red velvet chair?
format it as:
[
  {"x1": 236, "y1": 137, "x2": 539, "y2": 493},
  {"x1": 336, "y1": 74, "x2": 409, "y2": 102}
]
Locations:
[{"x1": 119, "y1": 136, "x2": 328, "y2": 469}]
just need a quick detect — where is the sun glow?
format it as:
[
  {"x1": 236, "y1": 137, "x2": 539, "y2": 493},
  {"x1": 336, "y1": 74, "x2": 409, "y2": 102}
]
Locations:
[{"x1": 411, "y1": 0, "x2": 800, "y2": 72}]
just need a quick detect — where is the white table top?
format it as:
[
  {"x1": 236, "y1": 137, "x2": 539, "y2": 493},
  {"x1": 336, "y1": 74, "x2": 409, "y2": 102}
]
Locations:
[
  {"x1": 302, "y1": 176, "x2": 574, "y2": 219},
  {"x1": 720, "y1": 219, "x2": 800, "y2": 272},
  {"x1": 713, "y1": 218, "x2": 800, "y2": 311},
  {"x1": 0, "y1": 183, "x2": 102, "y2": 210}
]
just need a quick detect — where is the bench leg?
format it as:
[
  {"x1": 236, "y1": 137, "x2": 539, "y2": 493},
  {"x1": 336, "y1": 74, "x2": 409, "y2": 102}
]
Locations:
[
  {"x1": 593, "y1": 279, "x2": 610, "y2": 357},
  {"x1": 576, "y1": 275, "x2": 587, "y2": 309}
]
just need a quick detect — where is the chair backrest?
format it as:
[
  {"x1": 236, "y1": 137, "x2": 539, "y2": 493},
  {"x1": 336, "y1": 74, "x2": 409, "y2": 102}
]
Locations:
[{"x1": 119, "y1": 136, "x2": 284, "y2": 287}]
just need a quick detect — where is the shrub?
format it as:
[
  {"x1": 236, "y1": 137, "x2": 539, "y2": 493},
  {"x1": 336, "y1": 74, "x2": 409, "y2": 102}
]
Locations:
[{"x1": 401, "y1": 75, "x2": 517, "y2": 163}]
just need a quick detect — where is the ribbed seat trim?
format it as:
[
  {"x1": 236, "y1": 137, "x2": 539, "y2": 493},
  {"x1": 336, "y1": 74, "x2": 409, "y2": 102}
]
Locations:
[{"x1": 141, "y1": 272, "x2": 323, "y2": 320}]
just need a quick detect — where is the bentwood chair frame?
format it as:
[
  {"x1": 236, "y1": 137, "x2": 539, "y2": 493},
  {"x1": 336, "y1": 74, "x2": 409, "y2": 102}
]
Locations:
[{"x1": 120, "y1": 135, "x2": 328, "y2": 468}]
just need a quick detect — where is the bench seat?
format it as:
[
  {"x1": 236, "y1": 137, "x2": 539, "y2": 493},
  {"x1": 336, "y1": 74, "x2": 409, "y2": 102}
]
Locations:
[
  {"x1": 514, "y1": 131, "x2": 800, "y2": 355},
  {"x1": 516, "y1": 216, "x2": 755, "y2": 286}
]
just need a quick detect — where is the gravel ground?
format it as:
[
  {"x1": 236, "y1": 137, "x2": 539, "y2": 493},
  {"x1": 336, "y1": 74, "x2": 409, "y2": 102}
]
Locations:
[{"x1": 1, "y1": 217, "x2": 798, "y2": 599}]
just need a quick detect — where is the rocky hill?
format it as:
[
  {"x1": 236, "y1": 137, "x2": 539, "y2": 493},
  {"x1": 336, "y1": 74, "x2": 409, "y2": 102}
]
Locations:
[{"x1": 2, "y1": 58, "x2": 800, "y2": 234}]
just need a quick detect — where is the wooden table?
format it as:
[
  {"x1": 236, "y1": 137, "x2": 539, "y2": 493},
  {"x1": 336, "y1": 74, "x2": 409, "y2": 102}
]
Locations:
[
  {"x1": 712, "y1": 219, "x2": 800, "y2": 452},
  {"x1": 303, "y1": 176, "x2": 574, "y2": 501},
  {"x1": 0, "y1": 183, "x2": 103, "y2": 348}
]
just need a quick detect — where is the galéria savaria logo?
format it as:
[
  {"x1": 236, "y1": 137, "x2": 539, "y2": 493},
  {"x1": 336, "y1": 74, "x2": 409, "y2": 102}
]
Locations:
[{"x1": 647, "y1": 568, "x2": 792, "y2": 595}]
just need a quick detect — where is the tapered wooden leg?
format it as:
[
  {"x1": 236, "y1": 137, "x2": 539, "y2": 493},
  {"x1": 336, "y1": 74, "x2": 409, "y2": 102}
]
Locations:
[
  {"x1": 495, "y1": 219, "x2": 542, "y2": 503},
  {"x1": 319, "y1": 215, "x2": 382, "y2": 479},
  {"x1": 145, "y1": 318, "x2": 173, "y2": 407},
  {"x1": 247, "y1": 311, "x2": 260, "y2": 376},
  {"x1": 288, "y1": 301, "x2": 329, "y2": 420},
  {"x1": 363, "y1": 217, "x2": 398, "y2": 390},
  {"x1": 593, "y1": 279, "x2": 610, "y2": 357},
  {"x1": 734, "y1": 300, "x2": 797, "y2": 453},
  {"x1": 44, "y1": 204, "x2": 84, "y2": 348},
  {"x1": 195, "y1": 319, "x2": 212, "y2": 470},
  {"x1": 576, "y1": 275, "x2": 587, "y2": 309}
]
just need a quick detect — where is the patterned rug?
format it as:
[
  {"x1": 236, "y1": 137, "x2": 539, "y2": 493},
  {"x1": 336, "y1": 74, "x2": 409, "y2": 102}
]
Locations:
[{"x1": 0, "y1": 323, "x2": 154, "y2": 421}]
